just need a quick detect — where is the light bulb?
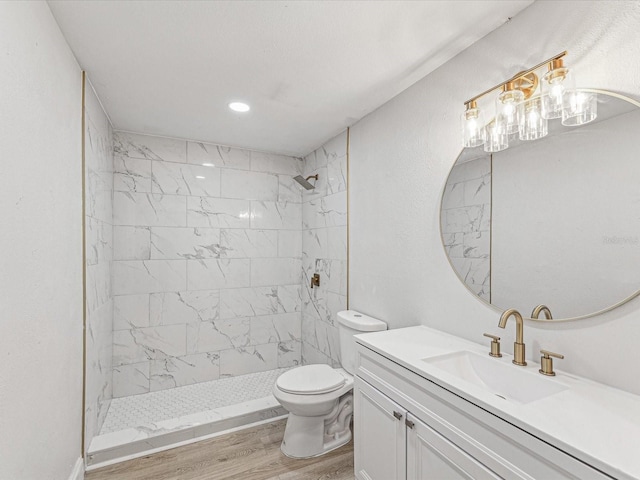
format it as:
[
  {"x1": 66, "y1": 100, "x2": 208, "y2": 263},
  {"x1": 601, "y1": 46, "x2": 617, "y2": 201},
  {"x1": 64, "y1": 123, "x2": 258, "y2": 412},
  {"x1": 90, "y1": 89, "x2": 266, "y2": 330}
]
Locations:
[
  {"x1": 519, "y1": 97, "x2": 548, "y2": 141},
  {"x1": 542, "y1": 59, "x2": 574, "y2": 120},
  {"x1": 562, "y1": 91, "x2": 598, "y2": 126},
  {"x1": 496, "y1": 85, "x2": 524, "y2": 137},
  {"x1": 461, "y1": 104, "x2": 485, "y2": 148}
]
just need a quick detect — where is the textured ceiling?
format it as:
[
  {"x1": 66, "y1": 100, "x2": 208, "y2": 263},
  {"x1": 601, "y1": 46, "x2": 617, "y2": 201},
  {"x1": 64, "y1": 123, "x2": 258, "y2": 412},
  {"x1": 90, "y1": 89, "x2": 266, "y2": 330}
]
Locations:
[{"x1": 48, "y1": 0, "x2": 533, "y2": 156}]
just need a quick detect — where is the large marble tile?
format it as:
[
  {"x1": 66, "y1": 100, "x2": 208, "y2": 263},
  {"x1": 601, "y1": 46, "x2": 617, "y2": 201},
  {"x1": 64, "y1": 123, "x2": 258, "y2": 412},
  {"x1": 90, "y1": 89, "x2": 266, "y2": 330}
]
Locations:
[
  {"x1": 278, "y1": 175, "x2": 304, "y2": 203},
  {"x1": 443, "y1": 232, "x2": 464, "y2": 258},
  {"x1": 277, "y1": 285, "x2": 302, "y2": 313},
  {"x1": 114, "y1": 132, "x2": 187, "y2": 163},
  {"x1": 278, "y1": 230, "x2": 302, "y2": 258},
  {"x1": 250, "y1": 201, "x2": 301, "y2": 230},
  {"x1": 301, "y1": 340, "x2": 334, "y2": 367},
  {"x1": 150, "y1": 353, "x2": 220, "y2": 391},
  {"x1": 150, "y1": 290, "x2": 219, "y2": 326},
  {"x1": 463, "y1": 175, "x2": 491, "y2": 206},
  {"x1": 86, "y1": 217, "x2": 113, "y2": 266},
  {"x1": 251, "y1": 258, "x2": 301, "y2": 287},
  {"x1": 152, "y1": 161, "x2": 221, "y2": 197},
  {"x1": 219, "y1": 344, "x2": 278, "y2": 377},
  {"x1": 187, "y1": 258, "x2": 250, "y2": 290},
  {"x1": 278, "y1": 340, "x2": 301, "y2": 368},
  {"x1": 303, "y1": 228, "x2": 329, "y2": 261},
  {"x1": 250, "y1": 151, "x2": 302, "y2": 175},
  {"x1": 86, "y1": 262, "x2": 111, "y2": 314},
  {"x1": 113, "y1": 155, "x2": 152, "y2": 193},
  {"x1": 113, "y1": 294, "x2": 150, "y2": 330},
  {"x1": 441, "y1": 204, "x2": 490, "y2": 234},
  {"x1": 113, "y1": 260, "x2": 187, "y2": 295},
  {"x1": 450, "y1": 257, "x2": 490, "y2": 287},
  {"x1": 187, "y1": 142, "x2": 251, "y2": 170},
  {"x1": 187, "y1": 196, "x2": 250, "y2": 228},
  {"x1": 249, "y1": 313, "x2": 301, "y2": 345},
  {"x1": 220, "y1": 169, "x2": 279, "y2": 201},
  {"x1": 442, "y1": 182, "x2": 465, "y2": 210},
  {"x1": 219, "y1": 287, "x2": 279, "y2": 319},
  {"x1": 114, "y1": 192, "x2": 186, "y2": 227},
  {"x1": 150, "y1": 227, "x2": 220, "y2": 260},
  {"x1": 326, "y1": 226, "x2": 347, "y2": 260},
  {"x1": 86, "y1": 168, "x2": 113, "y2": 224},
  {"x1": 113, "y1": 226, "x2": 151, "y2": 260},
  {"x1": 113, "y1": 324, "x2": 187, "y2": 365},
  {"x1": 326, "y1": 152, "x2": 347, "y2": 195},
  {"x1": 463, "y1": 231, "x2": 490, "y2": 259},
  {"x1": 187, "y1": 319, "x2": 250, "y2": 354},
  {"x1": 112, "y1": 362, "x2": 150, "y2": 398},
  {"x1": 302, "y1": 192, "x2": 347, "y2": 229},
  {"x1": 218, "y1": 229, "x2": 277, "y2": 258}
]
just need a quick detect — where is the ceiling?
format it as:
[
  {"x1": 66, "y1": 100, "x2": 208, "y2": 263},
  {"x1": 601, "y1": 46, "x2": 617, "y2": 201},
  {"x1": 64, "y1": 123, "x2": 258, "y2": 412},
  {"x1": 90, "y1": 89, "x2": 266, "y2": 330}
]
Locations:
[{"x1": 48, "y1": 0, "x2": 533, "y2": 156}]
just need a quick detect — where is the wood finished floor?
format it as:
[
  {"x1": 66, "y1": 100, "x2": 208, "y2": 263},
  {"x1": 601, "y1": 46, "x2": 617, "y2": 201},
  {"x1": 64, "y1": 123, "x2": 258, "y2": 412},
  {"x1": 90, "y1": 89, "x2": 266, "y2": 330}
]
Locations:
[{"x1": 86, "y1": 420, "x2": 355, "y2": 480}]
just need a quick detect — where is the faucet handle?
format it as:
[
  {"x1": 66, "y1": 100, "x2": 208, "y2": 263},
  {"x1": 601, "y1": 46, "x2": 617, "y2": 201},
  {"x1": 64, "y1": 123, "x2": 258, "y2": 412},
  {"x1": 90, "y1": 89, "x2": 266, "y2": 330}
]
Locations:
[
  {"x1": 539, "y1": 349, "x2": 564, "y2": 376},
  {"x1": 483, "y1": 333, "x2": 502, "y2": 358}
]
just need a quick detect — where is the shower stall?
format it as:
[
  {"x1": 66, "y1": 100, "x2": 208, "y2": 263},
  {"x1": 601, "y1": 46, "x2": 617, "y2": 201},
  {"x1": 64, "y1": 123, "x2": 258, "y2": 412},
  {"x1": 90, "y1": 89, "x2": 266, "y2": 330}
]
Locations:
[{"x1": 83, "y1": 79, "x2": 348, "y2": 467}]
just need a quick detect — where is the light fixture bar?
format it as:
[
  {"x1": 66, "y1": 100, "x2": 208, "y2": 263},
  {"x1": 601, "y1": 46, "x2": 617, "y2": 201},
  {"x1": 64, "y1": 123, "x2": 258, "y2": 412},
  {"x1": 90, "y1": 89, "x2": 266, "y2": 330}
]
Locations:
[{"x1": 464, "y1": 51, "x2": 567, "y2": 107}]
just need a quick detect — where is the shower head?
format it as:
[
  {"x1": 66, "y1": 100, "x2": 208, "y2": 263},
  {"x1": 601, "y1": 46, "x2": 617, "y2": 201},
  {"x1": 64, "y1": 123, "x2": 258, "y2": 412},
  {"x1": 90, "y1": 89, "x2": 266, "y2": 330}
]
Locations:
[{"x1": 293, "y1": 174, "x2": 318, "y2": 190}]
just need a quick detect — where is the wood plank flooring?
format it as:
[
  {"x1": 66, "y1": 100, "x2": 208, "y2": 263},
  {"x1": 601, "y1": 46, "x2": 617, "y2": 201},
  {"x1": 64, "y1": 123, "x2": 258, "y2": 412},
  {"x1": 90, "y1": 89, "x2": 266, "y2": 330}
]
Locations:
[{"x1": 86, "y1": 420, "x2": 355, "y2": 480}]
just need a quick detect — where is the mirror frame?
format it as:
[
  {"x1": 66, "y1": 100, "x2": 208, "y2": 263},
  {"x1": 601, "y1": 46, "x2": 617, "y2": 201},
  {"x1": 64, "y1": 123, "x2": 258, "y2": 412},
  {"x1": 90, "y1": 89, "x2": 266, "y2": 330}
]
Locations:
[{"x1": 440, "y1": 89, "x2": 640, "y2": 322}]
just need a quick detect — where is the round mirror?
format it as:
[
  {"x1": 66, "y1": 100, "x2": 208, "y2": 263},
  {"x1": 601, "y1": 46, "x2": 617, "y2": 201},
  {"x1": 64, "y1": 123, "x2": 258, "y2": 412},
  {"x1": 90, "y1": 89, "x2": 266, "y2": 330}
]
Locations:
[{"x1": 441, "y1": 90, "x2": 640, "y2": 321}]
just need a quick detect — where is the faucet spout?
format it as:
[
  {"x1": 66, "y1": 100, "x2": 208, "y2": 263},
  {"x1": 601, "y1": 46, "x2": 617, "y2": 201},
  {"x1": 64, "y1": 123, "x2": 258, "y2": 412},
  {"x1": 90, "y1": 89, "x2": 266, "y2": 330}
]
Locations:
[
  {"x1": 498, "y1": 308, "x2": 526, "y2": 366},
  {"x1": 531, "y1": 305, "x2": 553, "y2": 320}
]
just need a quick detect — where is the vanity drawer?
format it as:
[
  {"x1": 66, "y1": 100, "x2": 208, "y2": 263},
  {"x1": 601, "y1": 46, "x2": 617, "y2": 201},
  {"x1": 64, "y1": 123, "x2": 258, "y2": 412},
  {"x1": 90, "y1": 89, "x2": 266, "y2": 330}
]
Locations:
[{"x1": 356, "y1": 344, "x2": 613, "y2": 480}]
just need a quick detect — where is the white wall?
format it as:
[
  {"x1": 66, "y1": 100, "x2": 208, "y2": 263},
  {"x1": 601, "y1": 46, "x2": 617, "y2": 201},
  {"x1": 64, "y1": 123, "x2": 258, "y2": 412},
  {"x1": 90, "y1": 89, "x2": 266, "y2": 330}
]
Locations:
[
  {"x1": 0, "y1": 2, "x2": 83, "y2": 480},
  {"x1": 350, "y1": 1, "x2": 640, "y2": 395}
]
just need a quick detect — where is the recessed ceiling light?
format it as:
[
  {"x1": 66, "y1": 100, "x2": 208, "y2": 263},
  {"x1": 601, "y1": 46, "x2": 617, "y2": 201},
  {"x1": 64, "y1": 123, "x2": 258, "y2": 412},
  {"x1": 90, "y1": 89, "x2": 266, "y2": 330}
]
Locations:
[
  {"x1": 229, "y1": 102, "x2": 250, "y2": 113},
  {"x1": 195, "y1": 175, "x2": 205, "y2": 179},
  {"x1": 202, "y1": 163, "x2": 214, "y2": 167}
]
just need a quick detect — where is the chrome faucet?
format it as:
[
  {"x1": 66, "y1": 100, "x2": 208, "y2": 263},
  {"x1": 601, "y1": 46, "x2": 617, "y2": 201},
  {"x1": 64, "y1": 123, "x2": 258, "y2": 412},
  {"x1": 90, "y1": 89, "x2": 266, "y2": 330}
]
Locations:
[
  {"x1": 531, "y1": 304, "x2": 553, "y2": 320},
  {"x1": 498, "y1": 309, "x2": 527, "y2": 366}
]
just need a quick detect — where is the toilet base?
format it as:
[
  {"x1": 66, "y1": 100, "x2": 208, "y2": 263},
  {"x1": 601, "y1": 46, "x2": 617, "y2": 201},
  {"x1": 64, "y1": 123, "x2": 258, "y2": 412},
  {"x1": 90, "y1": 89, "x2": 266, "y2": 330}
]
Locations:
[{"x1": 280, "y1": 393, "x2": 353, "y2": 458}]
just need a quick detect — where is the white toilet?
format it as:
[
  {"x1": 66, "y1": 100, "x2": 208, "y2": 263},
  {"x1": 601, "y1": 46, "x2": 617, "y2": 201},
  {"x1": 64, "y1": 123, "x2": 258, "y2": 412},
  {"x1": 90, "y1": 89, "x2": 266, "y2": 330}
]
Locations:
[{"x1": 273, "y1": 310, "x2": 387, "y2": 458}]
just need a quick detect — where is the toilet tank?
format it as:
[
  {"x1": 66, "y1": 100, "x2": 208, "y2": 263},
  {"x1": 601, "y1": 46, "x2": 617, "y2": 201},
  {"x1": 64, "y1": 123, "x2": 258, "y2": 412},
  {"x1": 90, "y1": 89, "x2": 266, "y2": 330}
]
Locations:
[{"x1": 337, "y1": 310, "x2": 387, "y2": 375}]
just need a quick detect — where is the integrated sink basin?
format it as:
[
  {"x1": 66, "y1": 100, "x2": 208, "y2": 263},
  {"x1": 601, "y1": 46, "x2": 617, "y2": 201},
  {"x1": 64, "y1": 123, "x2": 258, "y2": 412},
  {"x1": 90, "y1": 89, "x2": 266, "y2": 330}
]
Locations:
[{"x1": 423, "y1": 350, "x2": 568, "y2": 404}]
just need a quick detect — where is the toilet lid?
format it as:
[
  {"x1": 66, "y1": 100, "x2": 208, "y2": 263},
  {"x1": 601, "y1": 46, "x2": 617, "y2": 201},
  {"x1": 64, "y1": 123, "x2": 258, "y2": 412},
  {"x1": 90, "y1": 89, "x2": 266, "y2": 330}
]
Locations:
[{"x1": 276, "y1": 365, "x2": 346, "y2": 395}]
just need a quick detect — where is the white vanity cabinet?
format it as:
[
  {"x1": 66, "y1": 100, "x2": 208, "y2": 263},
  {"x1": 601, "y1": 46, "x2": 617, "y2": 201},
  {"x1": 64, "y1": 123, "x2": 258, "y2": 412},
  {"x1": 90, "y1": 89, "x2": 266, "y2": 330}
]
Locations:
[{"x1": 354, "y1": 343, "x2": 613, "y2": 480}]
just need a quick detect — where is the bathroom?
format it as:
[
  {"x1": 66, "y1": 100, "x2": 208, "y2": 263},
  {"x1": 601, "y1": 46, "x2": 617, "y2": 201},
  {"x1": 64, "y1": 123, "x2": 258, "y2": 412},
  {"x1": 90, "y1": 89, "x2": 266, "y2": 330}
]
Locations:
[{"x1": 2, "y1": 1, "x2": 640, "y2": 479}]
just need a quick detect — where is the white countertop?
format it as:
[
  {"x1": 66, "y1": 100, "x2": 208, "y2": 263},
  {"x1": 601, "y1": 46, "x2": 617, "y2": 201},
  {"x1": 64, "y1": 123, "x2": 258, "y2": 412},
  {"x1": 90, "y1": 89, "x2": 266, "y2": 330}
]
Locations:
[{"x1": 356, "y1": 325, "x2": 640, "y2": 480}]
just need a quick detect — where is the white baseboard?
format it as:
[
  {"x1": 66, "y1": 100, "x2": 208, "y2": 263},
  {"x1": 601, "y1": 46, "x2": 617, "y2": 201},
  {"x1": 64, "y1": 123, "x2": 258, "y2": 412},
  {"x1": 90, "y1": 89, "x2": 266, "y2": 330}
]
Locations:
[{"x1": 68, "y1": 457, "x2": 84, "y2": 480}]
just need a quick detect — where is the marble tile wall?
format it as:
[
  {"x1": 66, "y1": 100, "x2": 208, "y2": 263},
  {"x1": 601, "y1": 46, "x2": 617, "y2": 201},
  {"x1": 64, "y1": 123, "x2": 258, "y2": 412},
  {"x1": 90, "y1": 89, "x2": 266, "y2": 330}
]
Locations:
[
  {"x1": 84, "y1": 80, "x2": 114, "y2": 452},
  {"x1": 111, "y1": 132, "x2": 303, "y2": 397},
  {"x1": 300, "y1": 132, "x2": 348, "y2": 366},
  {"x1": 441, "y1": 155, "x2": 491, "y2": 301}
]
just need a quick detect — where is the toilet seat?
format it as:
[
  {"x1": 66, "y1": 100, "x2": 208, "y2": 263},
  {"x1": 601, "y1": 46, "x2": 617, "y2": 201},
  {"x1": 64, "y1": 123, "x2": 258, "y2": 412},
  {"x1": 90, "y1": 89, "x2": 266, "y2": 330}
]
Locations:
[{"x1": 276, "y1": 364, "x2": 346, "y2": 395}]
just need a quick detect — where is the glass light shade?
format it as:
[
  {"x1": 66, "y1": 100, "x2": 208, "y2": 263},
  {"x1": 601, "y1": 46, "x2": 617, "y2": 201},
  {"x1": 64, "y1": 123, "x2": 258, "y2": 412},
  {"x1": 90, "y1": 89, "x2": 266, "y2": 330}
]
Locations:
[
  {"x1": 562, "y1": 91, "x2": 598, "y2": 126},
  {"x1": 484, "y1": 120, "x2": 508, "y2": 153},
  {"x1": 519, "y1": 97, "x2": 548, "y2": 141},
  {"x1": 541, "y1": 67, "x2": 575, "y2": 119},
  {"x1": 461, "y1": 107, "x2": 486, "y2": 147},
  {"x1": 496, "y1": 88, "x2": 525, "y2": 136}
]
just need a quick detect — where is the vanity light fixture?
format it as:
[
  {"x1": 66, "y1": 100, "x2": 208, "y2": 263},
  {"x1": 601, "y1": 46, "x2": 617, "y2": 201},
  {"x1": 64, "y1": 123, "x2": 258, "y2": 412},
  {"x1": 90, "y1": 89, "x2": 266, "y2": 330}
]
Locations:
[
  {"x1": 229, "y1": 101, "x2": 250, "y2": 113},
  {"x1": 461, "y1": 51, "x2": 597, "y2": 152}
]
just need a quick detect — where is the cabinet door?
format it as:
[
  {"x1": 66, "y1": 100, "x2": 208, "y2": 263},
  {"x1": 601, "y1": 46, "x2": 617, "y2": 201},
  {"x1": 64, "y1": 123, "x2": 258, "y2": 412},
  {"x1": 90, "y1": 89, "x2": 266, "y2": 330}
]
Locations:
[
  {"x1": 406, "y1": 413, "x2": 501, "y2": 480},
  {"x1": 354, "y1": 378, "x2": 407, "y2": 480}
]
